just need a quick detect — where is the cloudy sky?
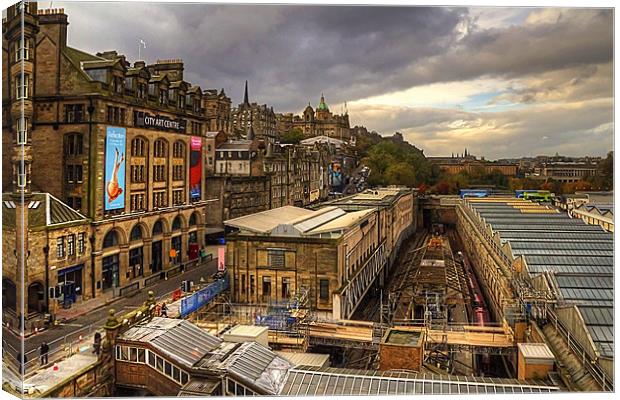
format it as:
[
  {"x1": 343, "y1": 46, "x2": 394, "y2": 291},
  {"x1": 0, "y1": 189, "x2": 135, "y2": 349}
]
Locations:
[{"x1": 54, "y1": 1, "x2": 613, "y2": 158}]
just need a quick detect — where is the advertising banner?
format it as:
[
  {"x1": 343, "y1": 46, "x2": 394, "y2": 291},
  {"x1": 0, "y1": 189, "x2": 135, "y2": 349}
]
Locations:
[
  {"x1": 104, "y1": 127, "x2": 126, "y2": 210},
  {"x1": 190, "y1": 136, "x2": 202, "y2": 200},
  {"x1": 218, "y1": 246, "x2": 225, "y2": 271}
]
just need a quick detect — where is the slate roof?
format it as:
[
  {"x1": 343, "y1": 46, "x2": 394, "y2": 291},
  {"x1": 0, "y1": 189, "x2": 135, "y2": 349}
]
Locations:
[{"x1": 2, "y1": 192, "x2": 88, "y2": 229}]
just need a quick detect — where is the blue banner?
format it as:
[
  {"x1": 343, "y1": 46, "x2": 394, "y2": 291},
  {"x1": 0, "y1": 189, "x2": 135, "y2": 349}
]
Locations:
[
  {"x1": 104, "y1": 127, "x2": 126, "y2": 210},
  {"x1": 180, "y1": 275, "x2": 229, "y2": 317}
]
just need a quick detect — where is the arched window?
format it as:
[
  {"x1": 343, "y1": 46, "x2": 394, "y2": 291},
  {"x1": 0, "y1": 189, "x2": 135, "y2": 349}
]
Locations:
[
  {"x1": 131, "y1": 137, "x2": 147, "y2": 157},
  {"x1": 64, "y1": 133, "x2": 83, "y2": 156},
  {"x1": 152, "y1": 220, "x2": 164, "y2": 236},
  {"x1": 188, "y1": 213, "x2": 197, "y2": 226},
  {"x1": 102, "y1": 230, "x2": 119, "y2": 248},
  {"x1": 154, "y1": 139, "x2": 167, "y2": 158},
  {"x1": 173, "y1": 141, "x2": 185, "y2": 158},
  {"x1": 130, "y1": 225, "x2": 143, "y2": 241},
  {"x1": 172, "y1": 216, "x2": 182, "y2": 231}
]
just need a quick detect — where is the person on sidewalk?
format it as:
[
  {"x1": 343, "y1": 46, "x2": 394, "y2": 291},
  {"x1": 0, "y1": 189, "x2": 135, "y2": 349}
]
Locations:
[
  {"x1": 160, "y1": 302, "x2": 168, "y2": 318},
  {"x1": 39, "y1": 342, "x2": 49, "y2": 365},
  {"x1": 92, "y1": 332, "x2": 101, "y2": 356}
]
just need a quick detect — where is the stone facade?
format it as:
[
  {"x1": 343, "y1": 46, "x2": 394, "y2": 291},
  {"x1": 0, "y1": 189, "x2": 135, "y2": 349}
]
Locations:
[
  {"x1": 203, "y1": 88, "x2": 231, "y2": 133},
  {"x1": 283, "y1": 94, "x2": 350, "y2": 140},
  {"x1": 2, "y1": 5, "x2": 215, "y2": 323},
  {"x1": 231, "y1": 81, "x2": 276, "y2": 143}
]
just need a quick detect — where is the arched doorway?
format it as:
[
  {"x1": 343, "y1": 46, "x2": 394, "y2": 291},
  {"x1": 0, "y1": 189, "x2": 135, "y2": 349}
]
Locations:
[
  {"x1": 102, "y1": 230, "x2": 121, "y2": 291},
  {"x1": 129, "y1": 224, "x2": 145, "y2": 280},
  {"x1": 151, "y1": 220, "x2": 165, "y2": 273},
  {"x1": 188, "y1": 212, "x2": 200, "y2": 260},
  {"x1": 27, "y1": 282, "x2": 45, "y2": 314},
  {"x1": 170, "y1": 216, "x2": 183, "y2": 265},
  {"x1": 2, "y1": 278, "x2": 17, "y2": 312}
]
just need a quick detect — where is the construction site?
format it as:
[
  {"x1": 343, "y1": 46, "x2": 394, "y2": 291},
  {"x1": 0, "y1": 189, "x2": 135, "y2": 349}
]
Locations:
[
  {"x1": 181, "y1": 194, "x2": 612, "y2": 394},
  {"x1": 8, "y1": 193, "x2": 612, "y2": 397}
]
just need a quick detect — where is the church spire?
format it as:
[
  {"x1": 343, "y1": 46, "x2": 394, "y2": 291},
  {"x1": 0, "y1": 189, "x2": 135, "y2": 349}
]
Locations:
[
  {"x1": 243, "y1": 80, "x2": 249, "y2": 105},
  {"x1": 246, "y1": 113, "x2": 255, "y2": 141}
]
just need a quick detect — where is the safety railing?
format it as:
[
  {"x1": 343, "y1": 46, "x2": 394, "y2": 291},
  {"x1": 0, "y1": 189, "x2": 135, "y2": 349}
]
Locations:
[
  {"x1": 2, "y1": 323, "x2": 101, "y2": 377},
  {"x1": 546, "y1": 308, "x2": 613, "y2": 391}
]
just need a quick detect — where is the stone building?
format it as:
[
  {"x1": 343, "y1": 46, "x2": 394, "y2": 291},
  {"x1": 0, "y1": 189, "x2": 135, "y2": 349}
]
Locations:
[
  {"x1": 288, "y1": 94, "x2": 350, "y2": 140},
  {"x1": 203, "y1": 88, "x2": 231, "y2": 133},
  {"x1": 224, "y1": 187, "x2": 416, "y2": 319},
  {"x1": 231, "y1": 81, "x2": 276, "y2": 143},
  {"x1": 204, "y1": 130, "x2": 228, "y2": 175},
  {"x1": 428, "y1": 151, "x2": 518, "y2": 177},
  {"x1": 2, "y1": 5, "x2": 213, "y2": 323}
]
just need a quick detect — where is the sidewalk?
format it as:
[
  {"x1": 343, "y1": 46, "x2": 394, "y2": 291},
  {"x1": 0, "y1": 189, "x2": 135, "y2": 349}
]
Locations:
[{"x1": 54, "y1": 292, "x2": 115, "y2": 322}]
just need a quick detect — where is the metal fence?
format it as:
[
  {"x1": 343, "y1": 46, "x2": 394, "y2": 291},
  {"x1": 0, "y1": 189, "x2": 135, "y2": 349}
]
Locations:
[
  {"x1": 2, "y1": 323, "x2": 101, "y2": 377},
  {"x1": 180, "y1": 274, "x2": 229, "y2": 317}
]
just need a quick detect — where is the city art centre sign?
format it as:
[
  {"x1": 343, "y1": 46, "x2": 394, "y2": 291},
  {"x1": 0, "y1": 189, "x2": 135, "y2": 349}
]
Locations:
[{"x1": 136, "y1": 113, "x2": 187, "y2": 133}]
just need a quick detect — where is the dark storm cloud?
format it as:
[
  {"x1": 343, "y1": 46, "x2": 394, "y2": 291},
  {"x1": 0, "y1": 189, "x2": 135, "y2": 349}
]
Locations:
[
  {"x1": 55, "y1": 2, "x2": 613, "y2": 158},
  {"x1": 57, "y1": 2, "x2": 467, "y2": 108}
]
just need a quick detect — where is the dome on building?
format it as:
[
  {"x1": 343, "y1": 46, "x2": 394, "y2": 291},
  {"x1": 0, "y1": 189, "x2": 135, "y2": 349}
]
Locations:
[{"x1": 317, "y1": 93, "x2": 329, "y2": 111}]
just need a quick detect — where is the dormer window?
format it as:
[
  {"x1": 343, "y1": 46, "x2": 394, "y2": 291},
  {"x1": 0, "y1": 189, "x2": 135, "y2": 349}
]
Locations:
[
  {"x1": 186, "y1": 94, "x2": 193, "y2": 107},
  {"x1": 137, "y1": 82, "x2": 147, "y2": 99},
  {"x1": 113, "y1": 76, "x2": 124, "y2": 94},
  {"x1": 159, "y1": 89, "x2": 168, "y2": 105},
  {"x1": 179, "y1": 94, "x2": 185, "y2": 109},
  {"x1": 85, "y1": 68, "x2": 108, "y2": 84},
  {"x1": 125, "y1": 77, "x2": 134, "y2": 93},
  {"x1": 148, "y1": 83, "x2": 157, "y2": 97}
]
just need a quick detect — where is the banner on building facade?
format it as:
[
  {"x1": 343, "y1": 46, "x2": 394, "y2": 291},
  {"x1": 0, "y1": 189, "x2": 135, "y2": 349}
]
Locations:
[
  {"x1": 104, "y1": 127, "x2": 126, "y2": 211},
  {"x1": 190, "y1": 136, "x2": 202, "y2": 200}
]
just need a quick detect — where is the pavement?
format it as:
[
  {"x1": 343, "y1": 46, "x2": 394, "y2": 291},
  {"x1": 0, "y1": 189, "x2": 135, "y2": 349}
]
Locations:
[{"x1": 2, "y1": 258, "x2": 219, "y2": 355}]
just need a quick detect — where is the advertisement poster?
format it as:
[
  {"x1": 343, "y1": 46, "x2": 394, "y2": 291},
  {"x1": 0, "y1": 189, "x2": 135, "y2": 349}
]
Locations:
[
  {"x1": 104, "y1": 127, "x2": 126, "y2": 210},
  {"x1": 190, "y1": 136, "x2": 202, "y2": 200},
  {"x1": 218, "y1": 246, "x2": 225, "y2": 271}
]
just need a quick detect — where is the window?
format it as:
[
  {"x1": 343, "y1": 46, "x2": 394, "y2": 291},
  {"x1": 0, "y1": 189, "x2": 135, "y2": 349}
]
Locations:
[
  {"x1": 17, "y1": 162, "x2": 26, "y2": 187},
  {"x1": 113, "y1": 76, "x2": 124, "y2": 94},
  {"x1": 156, "y1": 355, "x2": 164, "y2": 372},
  {"x1": 153, "y1": 165, "x2": 166, "y2": 182},
  {"x1": 152, "y1": 221, "x2": 163, "y2": 236},
  {"x1": 153, "y1": 191, "x2": 166, "y2": 208},
  {"x1": 67, "y1": 234, "x2": 75, "y2": 256},
  {"x1": 106, "y1": 106, "x2": 125, "y2": 124},
  {"x1": 65, "y1": 134, "x2": 83, "y2": 156},
  {"x1": 282, "y1": 277, "x2": 291, "y2": 299},
  {"x1": 130, "y1": 347, "x2": 138, "y2": 362},
  {"x1": 320, "y1": 279, "x2": 329, "y2": 300},
  {"x1": 172, "y1": 366, "x2": 180, "y2": 382},
  {"x1": 102, "y1": 230, "x2": 119, "y2": 248},
  {"x1": 268, "y1": 249, "x2": 285, "y2": 268},
  {"x1": 137, "y1": 83, "x2": 147, "y2": 99},
  {"x1": 172, "y1": 189, "x2": 184, "y2": 206},
  {"x1": 172, "y1": 216, "x2": 182, "y2": 231},
  {"x1": 56, "y1": 237, "x2": 65, "y2": 259},
  {"x1": 262, "y1": 276, "x2": 271, "y2": 297},
  {"x1": 67, "y1": 196, "x2": 83, "y2": 212},
  {"x1": 250, "y1": 275, "x2": 255, "y2": 296},
  {"x1": 154, "y1": 140, "x2": 167, "y2": 158},
  {"x1": 15, "y1": 38, "x2": 29, "y2": 61},
  {"x1": 16, "y1": 74, "x2": 29, "y2": 99},
  {"x1": 130, "y1": 165, "x2": 145, "y2": 183},
  {"x1": 78, "y1": 233, "x2": 85, "y2": 254},
  {"x1": 164, "y1": 360, "x2": 172, "y2": 376},
  {"x1": 64, "y1": 104, "x2": 84, "y2": 123},
  {"x1": 131, "y1": 137, "x2": 146, "y2": 157},
  {"x1": 148, "y1": 351, "x2": 155, "y2": 367},
  {"x1": 172, "y1": 165, "x2": 184, "y2": 181},
  {"x1": 17, "y1": 117, "x2": 27, "y2": 144},
  {"x1": 181, "y1": 372, "x2": 189, "y2": 385},
  {"x1": 66, "y1": 164, "x2": 83, "y2": 183},
  {"x1": 173, "y1": 141, "x2": 185, "y2": 158},
  {"x1": 130, "y1": 193, "x2": 146, "y2": 211}
]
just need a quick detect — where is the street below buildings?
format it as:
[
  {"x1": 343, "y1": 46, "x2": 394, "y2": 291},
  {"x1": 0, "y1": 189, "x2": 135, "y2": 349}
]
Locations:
[{"x1": 2, "y1": 259, "x2": 219, "y2": 355}]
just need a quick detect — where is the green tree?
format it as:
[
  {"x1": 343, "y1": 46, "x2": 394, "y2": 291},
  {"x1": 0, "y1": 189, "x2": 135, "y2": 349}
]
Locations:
[{"x1": 280, "y1": 128, "x2": 304, "y2": 144}]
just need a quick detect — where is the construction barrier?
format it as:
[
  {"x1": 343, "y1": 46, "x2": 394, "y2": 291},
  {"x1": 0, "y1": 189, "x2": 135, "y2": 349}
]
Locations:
[{"x1": 180, "y1": 275, "x2": 229, "y2": 317}]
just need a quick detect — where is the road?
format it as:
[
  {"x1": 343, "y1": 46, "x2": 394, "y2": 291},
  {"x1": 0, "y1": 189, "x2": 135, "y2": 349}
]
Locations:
[{"x1": 2, "y1": 259, "x2": 219, "y2": 354}]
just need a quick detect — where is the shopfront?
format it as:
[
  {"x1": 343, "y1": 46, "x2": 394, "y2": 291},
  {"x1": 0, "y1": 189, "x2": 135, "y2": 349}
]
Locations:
[
  {"x1": 57, "y1": 264, "x2": 84, "y2": 303},
  {"x1": 102, "y1": 254, "x2": 120, "y2": 291}
]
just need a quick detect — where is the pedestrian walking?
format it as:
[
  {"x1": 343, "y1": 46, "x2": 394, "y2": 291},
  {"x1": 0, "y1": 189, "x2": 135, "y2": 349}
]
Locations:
[
  {"x1": 92, "y1": 332, "x2": 101, "y2": 356},
  {"x1": 39, "y1": 342, "x2": 49, "y2": 365},
  {"x1": 160, "y1": 302, "x2": 168, "y2": 318}
]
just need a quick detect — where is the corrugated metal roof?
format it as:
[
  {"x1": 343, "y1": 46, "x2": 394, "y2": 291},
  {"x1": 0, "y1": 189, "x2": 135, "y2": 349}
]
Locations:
[
  {"x1": 305, "y1": 208, "x2": 374, "y2": 235},
  {"x1": 118, "y1": 317, "x2": 222, "y2": 368},
  {"x1": 225, "y1": 206, "x2": 314, "y2": 234},
  {"x1": 279, "y1": 367, "x2": 559, "y2": 395}
]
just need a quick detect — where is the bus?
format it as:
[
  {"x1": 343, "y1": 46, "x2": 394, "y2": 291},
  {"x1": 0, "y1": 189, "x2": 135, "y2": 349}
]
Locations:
[
  {"x1": 522, "y1": 190, "x2": 552, "y2": 202},
  {"x1": 515, "y1": 189, "x2": 540, "y2": 198},
  {"x1": 459, "y1": 189, "x2": 489, "y2": 199}
]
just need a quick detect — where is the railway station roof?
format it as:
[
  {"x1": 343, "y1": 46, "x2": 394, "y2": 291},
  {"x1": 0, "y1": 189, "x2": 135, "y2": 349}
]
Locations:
[
  {"x1": 118, "y1": 317, "x2": 222, "y2": 368},
  {"x1": 466, "y1": 198, "x2": 614, "y2": 359},
  {"x1": 225, "y1": 205, "x2": 375, "y2": 238},
  {"x1": 279, "y1": 366, "x2": 559, "y2": 395}
]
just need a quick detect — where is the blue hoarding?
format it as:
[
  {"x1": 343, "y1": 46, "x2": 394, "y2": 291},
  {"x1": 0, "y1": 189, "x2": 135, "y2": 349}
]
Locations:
[
  {"x1": 105, "y1": 127, "x2": 126, "y2": 211},
  {"x1": 180, "y1": 275, "x2": 229, "y2": 317}
]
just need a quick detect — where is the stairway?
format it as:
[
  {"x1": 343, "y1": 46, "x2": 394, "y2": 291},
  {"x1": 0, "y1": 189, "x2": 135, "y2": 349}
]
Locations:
[{"x1": 542, "y1": 324, "x2": 601, "y2": 391}]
